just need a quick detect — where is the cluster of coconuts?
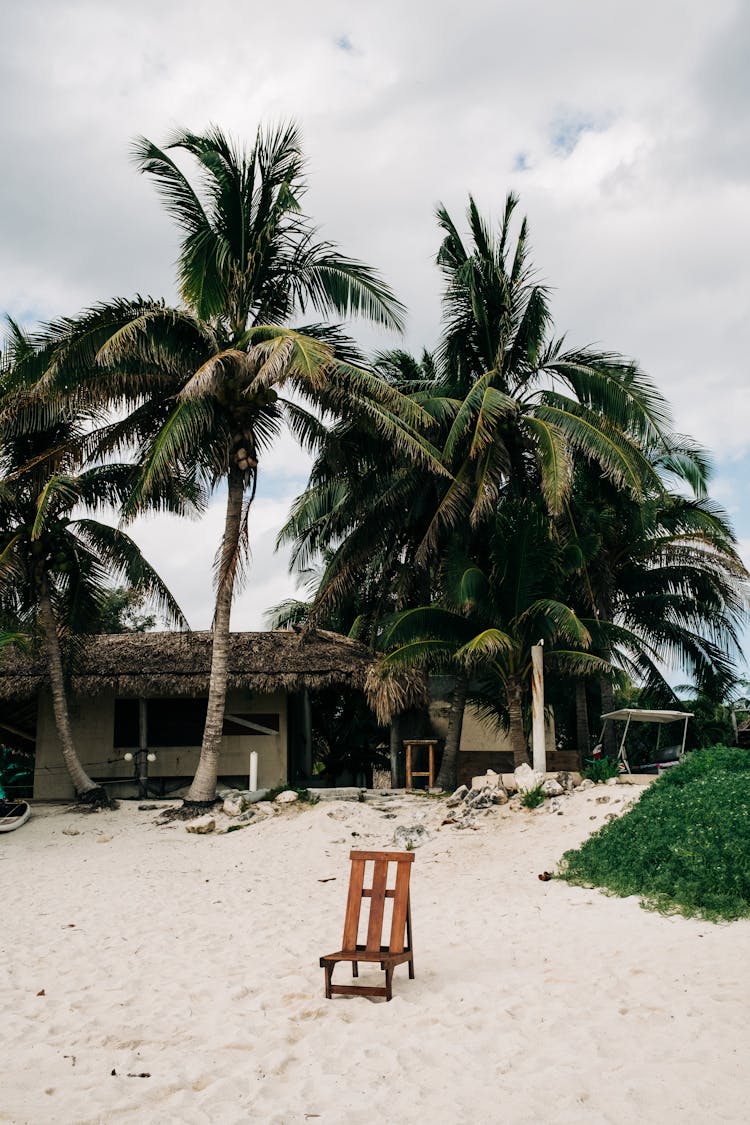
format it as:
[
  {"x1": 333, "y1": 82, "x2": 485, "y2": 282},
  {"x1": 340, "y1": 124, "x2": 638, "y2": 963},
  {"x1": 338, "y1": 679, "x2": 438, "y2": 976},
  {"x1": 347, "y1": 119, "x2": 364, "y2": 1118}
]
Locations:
[
  {"x1": 232, "y1": 429, "x2": 258, "y2": 473},
  {"x1": 232, "y1": 389, "x2": 277, "y2": 472}
]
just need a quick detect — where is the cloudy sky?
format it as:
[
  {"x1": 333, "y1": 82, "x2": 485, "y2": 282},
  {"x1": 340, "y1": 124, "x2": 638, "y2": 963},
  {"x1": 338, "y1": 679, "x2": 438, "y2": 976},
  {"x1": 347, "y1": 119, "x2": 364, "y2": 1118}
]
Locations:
[{"x1": 2, "y1": 0, "x2": 749, "y2": 669}]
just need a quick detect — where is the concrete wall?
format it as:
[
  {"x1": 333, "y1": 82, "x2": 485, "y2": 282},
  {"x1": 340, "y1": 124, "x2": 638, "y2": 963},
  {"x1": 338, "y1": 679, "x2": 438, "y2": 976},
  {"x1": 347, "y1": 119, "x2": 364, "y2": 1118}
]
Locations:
[
  {"x1": 33, "y1": 689, "x2": 288, "y2": 799},
  {"x1": 428, "y1": 697, "x2": 556, "y2": 753}
]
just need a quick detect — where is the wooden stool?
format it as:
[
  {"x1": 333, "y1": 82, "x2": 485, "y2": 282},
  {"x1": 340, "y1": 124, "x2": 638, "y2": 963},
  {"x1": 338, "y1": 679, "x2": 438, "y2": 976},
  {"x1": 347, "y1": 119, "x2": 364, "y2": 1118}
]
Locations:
[{"x1": 403, "y1": 739, "x2": 437, "y2": 788}]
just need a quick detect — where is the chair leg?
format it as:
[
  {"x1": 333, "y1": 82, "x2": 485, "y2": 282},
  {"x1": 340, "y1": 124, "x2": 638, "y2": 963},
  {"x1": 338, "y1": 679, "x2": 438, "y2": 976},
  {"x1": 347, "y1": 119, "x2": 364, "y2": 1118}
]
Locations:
[
  {"x1": 385, "y1": 965, "x2": 394, "y2": 1002},
  {"x1": 324, "y1": 963, "x2": 333, "y2": 999},
  {"x1": 352, "y1": 961, "x2": 358, "y2": 977},
  {"x1": 408, "y1": 954, "x2": 415, "y2": 980}
]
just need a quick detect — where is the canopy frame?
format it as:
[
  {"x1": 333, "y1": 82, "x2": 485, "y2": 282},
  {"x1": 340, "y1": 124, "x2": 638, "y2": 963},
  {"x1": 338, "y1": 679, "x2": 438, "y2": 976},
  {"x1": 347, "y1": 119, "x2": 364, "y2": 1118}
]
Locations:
[{"x1": 598, "y1": 709, "x2": 693, "y2": 774}]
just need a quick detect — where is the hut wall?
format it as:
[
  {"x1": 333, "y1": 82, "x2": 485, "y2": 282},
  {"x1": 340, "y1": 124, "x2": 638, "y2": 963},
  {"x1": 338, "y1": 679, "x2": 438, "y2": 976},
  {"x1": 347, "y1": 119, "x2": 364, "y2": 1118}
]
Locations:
[
  {"x1": 33, "y1": 688, "x2": 288, "y2": 799},
  {"x1": 34, "y1": 691, "x2": 114, "y2": 798}
]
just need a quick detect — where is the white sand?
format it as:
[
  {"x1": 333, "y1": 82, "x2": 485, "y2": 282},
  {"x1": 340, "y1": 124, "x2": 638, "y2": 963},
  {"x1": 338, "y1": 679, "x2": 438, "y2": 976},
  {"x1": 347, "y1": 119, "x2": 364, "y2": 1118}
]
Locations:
[{"x1": 1, "y1": 787, "x2": 748, "y2": 1125}]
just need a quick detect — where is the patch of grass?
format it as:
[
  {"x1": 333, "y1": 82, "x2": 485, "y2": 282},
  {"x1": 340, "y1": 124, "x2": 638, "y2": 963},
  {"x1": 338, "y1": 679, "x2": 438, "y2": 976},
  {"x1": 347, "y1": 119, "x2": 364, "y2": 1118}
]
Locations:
[
  {"x1": 582, "y1": 756, "x2": 620, "y2": 783},
  {"x1": 559, "y1": 745, "x2": 750, "y2": 921},
  {"x1": 520, "y1": 785, "x2": 545, "y2": 809}
]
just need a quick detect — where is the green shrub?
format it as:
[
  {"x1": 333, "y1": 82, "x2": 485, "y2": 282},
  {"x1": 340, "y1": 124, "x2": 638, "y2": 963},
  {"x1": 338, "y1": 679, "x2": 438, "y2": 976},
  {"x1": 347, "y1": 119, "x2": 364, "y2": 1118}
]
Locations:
[
  {"x1": 559, "y1": 745, "x2": 750, "y2": 921},
  {"x1": 582, "y1": 756, "x2": 620, "y2": 783},
  {"x1": 520, "y1": 785, "x2": 545, "y2": 809}
]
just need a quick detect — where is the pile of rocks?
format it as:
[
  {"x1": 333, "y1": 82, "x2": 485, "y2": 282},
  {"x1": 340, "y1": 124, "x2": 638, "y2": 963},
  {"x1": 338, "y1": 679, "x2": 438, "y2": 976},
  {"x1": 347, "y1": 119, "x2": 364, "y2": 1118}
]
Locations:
[{"x1": 441, "y1": 765, "x2": 580, "y2": 828}]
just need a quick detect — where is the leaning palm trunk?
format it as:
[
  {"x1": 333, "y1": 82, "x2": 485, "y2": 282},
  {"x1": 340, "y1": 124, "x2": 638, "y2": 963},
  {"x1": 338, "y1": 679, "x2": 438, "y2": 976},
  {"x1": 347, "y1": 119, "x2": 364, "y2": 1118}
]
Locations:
[
  {"x1": 435, "y1": 673, "x2": 468, "y2": 791},
  {"x1": 507, "y1": 676, "x2": 529, "y2": 767},
  {"x1": 37, "y1": 577, "x2": 102, "y2": 800},
  {"x1": 186, "y1": 472, "x2": 246, "y2": 804}
]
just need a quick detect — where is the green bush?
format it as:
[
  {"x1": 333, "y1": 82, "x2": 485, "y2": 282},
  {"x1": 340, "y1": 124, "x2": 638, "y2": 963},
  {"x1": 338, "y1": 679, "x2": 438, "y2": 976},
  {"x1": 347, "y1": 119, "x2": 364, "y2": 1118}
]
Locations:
[
  {"x1": 520, "y1": 785, "x2": 545, "y2": 809},
  {"x1": 559, "y1": 745, "x2": 750, "y2": 921},
  {"x1": 582, "y1": 756, "x2": 620, "y2": 783}
]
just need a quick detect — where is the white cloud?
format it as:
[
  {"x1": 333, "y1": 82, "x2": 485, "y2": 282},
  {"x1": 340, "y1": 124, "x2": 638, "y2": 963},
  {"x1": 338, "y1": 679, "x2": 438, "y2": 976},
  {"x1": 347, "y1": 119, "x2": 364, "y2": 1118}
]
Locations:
[{"x1": 2, "y1": 0, "x2": 750, "y2": 626}]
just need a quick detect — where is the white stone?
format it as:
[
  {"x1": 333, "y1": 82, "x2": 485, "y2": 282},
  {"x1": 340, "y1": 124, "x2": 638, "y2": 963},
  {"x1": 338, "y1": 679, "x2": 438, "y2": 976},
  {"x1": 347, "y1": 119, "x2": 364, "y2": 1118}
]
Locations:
[
  {"x1": 605, "y1": 776, "x2": 619, "y2": 786},
  {"x1": 223, "y1": 796, "x2": 247, "y2": 817},
  {"x1": 186, "y1": 815, "x2": 216, "y2": 834},
  {"x1": 393, "y1": 824, "x2": 429, "y2": 849},
  {"x1": 578, "y1": 779, "x2": 596, "y2": 791},
  {"x1": 542, "y1": 778, "x2": 564, "y2": 798},
  {"x1": 471, "y1": 770, "x2": 501, "y2": 790},
  {"x1": 514, "y1": 763, "x2": 545, "y2": 794},
  {"x1": 446, "y1": 785, "x2": 469, "y2": 808},
  {"x1": 274, "y1": 790, "x2": 300, "y2": 805}
]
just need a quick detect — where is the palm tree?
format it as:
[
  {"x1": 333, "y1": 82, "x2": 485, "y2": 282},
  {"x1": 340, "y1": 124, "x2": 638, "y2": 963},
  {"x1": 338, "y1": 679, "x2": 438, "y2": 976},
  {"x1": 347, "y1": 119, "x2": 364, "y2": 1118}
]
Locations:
[
  {"x1": 30, "y1": 124, "x2": 432, "y2": 806},
  {"x1": 0, "y1": 343, "x2": 189, "y2": 804},
  {"x1": 416, "y1": 194, "x2": 670, "y2": 557},
  {"x1": 381, "y1": 500, "x2": 608, "y2": 788},
  {"x1": 562, "y1": 445, "x2": 749, "y2": 754}
]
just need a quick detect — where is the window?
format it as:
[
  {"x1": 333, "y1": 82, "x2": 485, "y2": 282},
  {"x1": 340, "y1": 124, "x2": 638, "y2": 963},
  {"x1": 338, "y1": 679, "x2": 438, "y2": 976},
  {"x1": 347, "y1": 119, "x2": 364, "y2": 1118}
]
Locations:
[{"x1": 113, "y1": 699, "x2": 279, "y2": 748}]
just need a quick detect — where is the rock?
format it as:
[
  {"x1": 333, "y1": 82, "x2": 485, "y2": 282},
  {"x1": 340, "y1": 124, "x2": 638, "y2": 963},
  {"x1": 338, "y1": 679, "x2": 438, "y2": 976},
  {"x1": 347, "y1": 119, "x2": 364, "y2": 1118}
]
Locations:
[
  {"x1": 605, "y1": 776, "x2": 619, "y2": 786},
  {"x1": 556, "y1": 771, "x2": 580, "y2": 791},
  {"x1": 471, "y1": 770, "x2": 502, "y2": 790},
  {"x1": 243, "y1": 789, "x2": 270, "y2": 804},
  {"x1": 514, "y1": 763, "x2": 545, "y2": 794},
  {"x1": 393, "y1": 824, "x2": 429, "y2": 849},
  {"x1": 307, "y1": 787, "x2": 364, "y2": 802},
  {"x1": 185, "y1": 815, "x2": 216, "y2": 834},
  {"x1": 96, "y1": 835, "x2": 112, "y2": 844},
  {"x1": 578, "y1": 779, "x2": 596, "y2": 791},
  {"x1": 236, "y1": 809, "x2": 256, "y2": 823},
  {"x1": 274, "y1": 790, "x2": 299, "y2": 805},
  {"x1": 446, "y1": 784, "x2": 469, "y2": 808},
  {"x1": 546, "y1": 798, "x2": 562, "y2": 813},
  {"x1": 595, "y1": 795, "x2": 610, "y2": 804},
  {"x1": 542, "y1": 778, "x2": 564, "y2": 798},
  {"x1": 466, "y1": 786, "x2": 495, "y2": 809},
  {"x1": 62, "y1": 827, "x2": 80, "y2": 836},
  {"x1": 223, "y1": 796, "x2": 248, "y2": 817},
  {"x1": 490, "y1": 787, "x2": 509, "y2": 804}
]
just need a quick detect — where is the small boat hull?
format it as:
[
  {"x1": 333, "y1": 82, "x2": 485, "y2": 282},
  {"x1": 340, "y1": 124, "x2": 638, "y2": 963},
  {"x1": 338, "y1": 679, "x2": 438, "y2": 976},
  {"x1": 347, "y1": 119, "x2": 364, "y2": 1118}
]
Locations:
[{"x1": 0, "y1": 801, "x2": 31, "y2": 833}]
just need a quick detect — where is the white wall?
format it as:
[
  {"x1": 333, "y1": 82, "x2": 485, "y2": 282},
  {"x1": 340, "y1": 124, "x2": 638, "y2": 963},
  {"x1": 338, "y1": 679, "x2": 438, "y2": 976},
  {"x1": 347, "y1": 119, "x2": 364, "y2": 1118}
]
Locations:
[{"x1": 33, "y1": 688, "x2": 288, "y2": 799}]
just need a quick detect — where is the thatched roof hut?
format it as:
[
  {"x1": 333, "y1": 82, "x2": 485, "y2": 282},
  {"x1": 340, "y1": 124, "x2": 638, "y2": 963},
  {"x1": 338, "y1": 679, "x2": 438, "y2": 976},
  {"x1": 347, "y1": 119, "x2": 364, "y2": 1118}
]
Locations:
[{"x1": 0, "y1": 629, "x2": 376, "y2": 702}]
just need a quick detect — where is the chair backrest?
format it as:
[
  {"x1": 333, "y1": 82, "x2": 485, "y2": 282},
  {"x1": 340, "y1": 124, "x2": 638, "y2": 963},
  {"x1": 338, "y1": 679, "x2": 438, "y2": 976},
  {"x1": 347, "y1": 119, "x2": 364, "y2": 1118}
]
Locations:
[{"x1": 341, "y1": 849, "x2": 414, "y2": 955}]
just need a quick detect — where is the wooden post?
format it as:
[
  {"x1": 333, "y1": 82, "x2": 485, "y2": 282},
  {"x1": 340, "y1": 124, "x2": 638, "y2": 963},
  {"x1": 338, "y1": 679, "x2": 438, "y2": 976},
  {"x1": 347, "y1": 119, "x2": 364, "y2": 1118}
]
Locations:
[
  {"x1": 405, "y1": 743, "x2": 413, "y2": 789},
  {"x1": 138, "y1": 698, "x2": 149, "y2": 798},
  {"x1": 531, "y1": 643, "x2": 546, "y2": 775},
  {"x1": 428, "y1": 742, "x2": 435, "y2": 787}
]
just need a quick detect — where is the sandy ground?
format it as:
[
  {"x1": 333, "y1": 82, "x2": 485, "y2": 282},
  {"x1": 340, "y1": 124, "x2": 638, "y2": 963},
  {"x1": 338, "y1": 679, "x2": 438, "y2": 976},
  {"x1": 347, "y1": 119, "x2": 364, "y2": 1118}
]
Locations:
[{"x1": 1, "y1": 785, "x2": 748, "y2": 1125}]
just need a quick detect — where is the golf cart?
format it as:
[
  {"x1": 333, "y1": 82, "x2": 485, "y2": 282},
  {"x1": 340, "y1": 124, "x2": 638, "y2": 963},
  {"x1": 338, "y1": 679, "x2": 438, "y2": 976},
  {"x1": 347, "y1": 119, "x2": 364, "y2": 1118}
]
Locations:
[{"x1": 598, "y1": 709, "x2": 694, "y2": 774}]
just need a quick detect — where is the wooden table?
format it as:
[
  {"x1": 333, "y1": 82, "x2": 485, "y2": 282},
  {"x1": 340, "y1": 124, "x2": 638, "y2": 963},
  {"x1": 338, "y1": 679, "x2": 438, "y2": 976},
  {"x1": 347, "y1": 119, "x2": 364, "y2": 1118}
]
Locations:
[{"x1": 403, "y1": 739, "x2": 437, "y2": 789}]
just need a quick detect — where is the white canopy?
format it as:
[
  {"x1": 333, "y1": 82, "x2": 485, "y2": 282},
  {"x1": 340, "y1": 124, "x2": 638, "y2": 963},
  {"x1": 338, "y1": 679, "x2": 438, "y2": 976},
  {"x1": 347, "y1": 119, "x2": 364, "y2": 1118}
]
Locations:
[{"x1": 601, "y1": 709, "x2": 693, "y2": 724}]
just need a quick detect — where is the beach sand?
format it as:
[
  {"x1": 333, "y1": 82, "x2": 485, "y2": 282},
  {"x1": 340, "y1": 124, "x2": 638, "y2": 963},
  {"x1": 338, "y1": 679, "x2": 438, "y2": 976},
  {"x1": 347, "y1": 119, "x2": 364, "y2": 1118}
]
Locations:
[{"x1": 1, "y1": 786, "x2": 748, "y2": 1124}]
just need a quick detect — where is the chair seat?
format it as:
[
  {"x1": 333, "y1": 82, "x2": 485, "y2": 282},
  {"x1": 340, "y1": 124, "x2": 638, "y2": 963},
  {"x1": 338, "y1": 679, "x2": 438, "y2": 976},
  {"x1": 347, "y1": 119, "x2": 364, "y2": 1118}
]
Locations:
[{"x1": 320, "y1": 947, "x2": 412, "y2": 966}]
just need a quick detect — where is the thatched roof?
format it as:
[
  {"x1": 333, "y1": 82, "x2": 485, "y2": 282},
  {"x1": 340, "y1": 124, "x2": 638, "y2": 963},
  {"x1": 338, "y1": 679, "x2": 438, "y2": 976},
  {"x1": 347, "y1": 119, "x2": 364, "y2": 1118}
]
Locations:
[{"x1": 0, "y1": 629, "x2": 376, "y2": 701}]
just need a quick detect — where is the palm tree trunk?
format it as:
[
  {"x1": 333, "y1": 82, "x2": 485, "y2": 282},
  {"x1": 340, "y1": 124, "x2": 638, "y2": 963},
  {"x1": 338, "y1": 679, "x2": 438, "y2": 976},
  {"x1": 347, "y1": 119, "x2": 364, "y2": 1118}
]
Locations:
[
  {"x1": 435, "y1": 673, "x2": 468, "y2": 791},
  {"x1": 575, "y1": 680, "x2": 590, "y2": 767},
  {"x1": 187, "y1": 471, "x2": 245, "y2": 804},
  {"x1": 508, "y1": 676, "x2": 529, "y2": 767},
  {"x1": 599, "y1": 677, "x2": 617, "y2": 759},
  {"x1": 37, "y1": 575, "x2": 100, "y2": 798}
]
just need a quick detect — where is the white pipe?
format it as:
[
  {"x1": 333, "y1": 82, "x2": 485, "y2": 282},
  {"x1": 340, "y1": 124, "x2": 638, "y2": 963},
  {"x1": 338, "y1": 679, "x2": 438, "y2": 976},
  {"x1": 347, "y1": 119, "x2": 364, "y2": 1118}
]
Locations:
[
  {"x1": 249, "y1": 750, "x2": 258, "y2": 792},
  {"x1": 531, "y1": 643, "x2": 546, "y2": 774}
]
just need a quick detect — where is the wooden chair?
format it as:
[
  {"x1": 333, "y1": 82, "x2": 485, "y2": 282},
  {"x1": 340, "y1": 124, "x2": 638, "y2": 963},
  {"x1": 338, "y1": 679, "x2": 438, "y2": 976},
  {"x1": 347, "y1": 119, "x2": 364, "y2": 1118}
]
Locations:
[{"x1": 320, "y1": 849, "x2": 415, "y2": 1001}]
